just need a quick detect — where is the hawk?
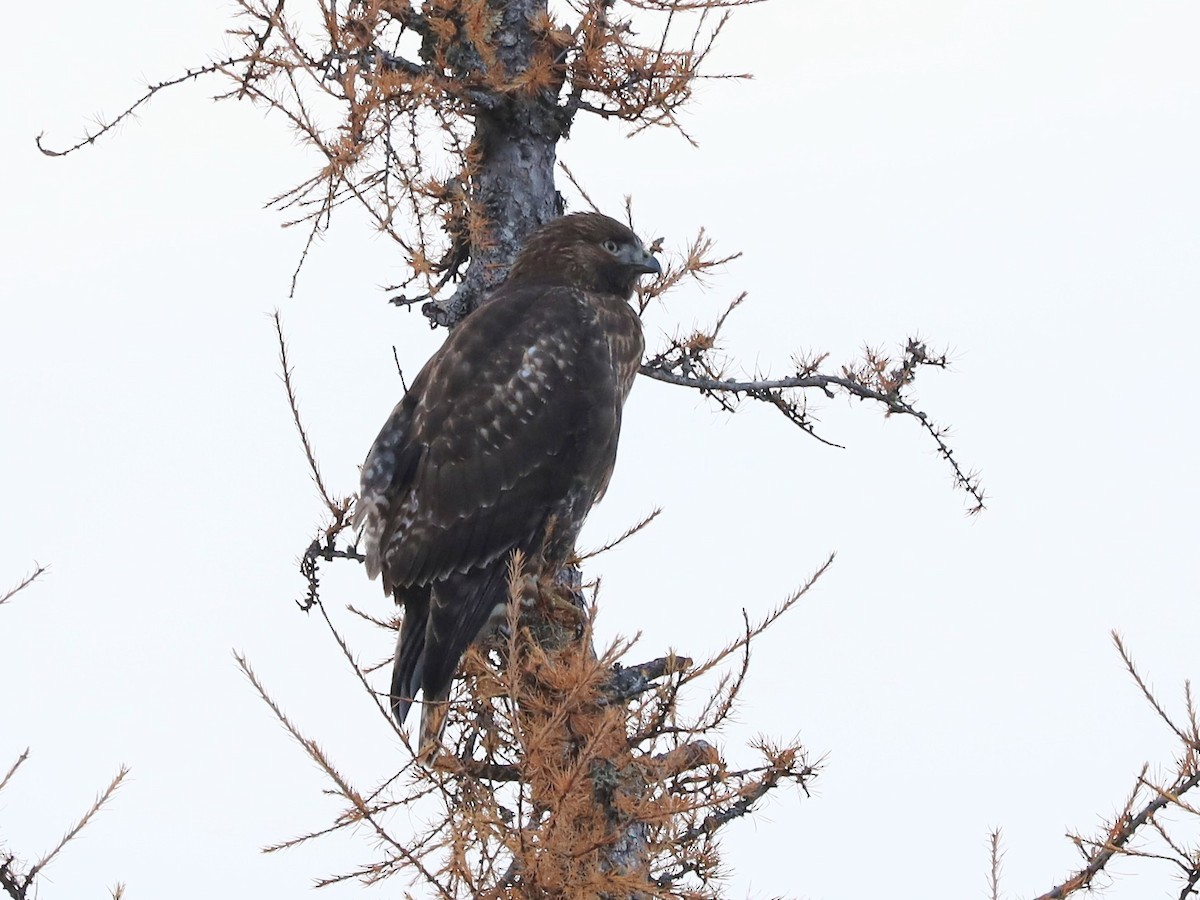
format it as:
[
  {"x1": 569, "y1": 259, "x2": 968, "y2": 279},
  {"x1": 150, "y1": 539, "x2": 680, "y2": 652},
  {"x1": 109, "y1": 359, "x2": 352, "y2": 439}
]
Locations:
[{"x1": 355, "y1": 212, "x2": 661, "y2": 758}]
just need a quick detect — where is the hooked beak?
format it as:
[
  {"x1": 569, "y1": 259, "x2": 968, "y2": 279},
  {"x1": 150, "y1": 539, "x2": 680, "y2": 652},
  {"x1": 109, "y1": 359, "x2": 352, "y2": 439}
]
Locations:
[{"x1": 621, "y1": 243, "x2": 662, "y2": 276}]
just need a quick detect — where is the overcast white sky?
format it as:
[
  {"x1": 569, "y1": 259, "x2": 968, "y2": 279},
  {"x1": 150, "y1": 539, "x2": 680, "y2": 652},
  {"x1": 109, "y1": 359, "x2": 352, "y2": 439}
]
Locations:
[{"x1": 4, "y1": 1, "x2": 1199, "y2": 897}]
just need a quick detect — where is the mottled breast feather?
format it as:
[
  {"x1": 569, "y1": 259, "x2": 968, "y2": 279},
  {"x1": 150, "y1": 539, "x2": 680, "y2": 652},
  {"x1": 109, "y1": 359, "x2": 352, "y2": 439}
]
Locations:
[{"x1": 356, "y1": 282, "x2": 641, "y2": 593}]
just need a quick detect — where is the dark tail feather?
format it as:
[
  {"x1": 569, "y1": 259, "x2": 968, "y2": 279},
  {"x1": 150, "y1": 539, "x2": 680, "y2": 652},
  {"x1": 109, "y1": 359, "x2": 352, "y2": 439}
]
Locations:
[
  {"x1": 391, "y1": 586, "x2": 430, "y2": 724},
  {"x1": 415, "y1": 564, "x2": 512, "y2": 766}
]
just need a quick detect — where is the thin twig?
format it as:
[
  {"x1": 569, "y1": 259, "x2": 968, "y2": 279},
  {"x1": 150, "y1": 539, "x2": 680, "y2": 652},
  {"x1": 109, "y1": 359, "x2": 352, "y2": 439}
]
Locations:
[
  {"x1": 0, "y1": 750, "x2": 30, "y2": 796},
  {"x1": 272, "y1": 310, "x2": 343, "y2": 518},
  {"x1": 238, "y1": 0, "x2": 287, "y2": 99},
  {"x1": 29, "y1": 766, "x2": 129, "y2": 881},
  {"x1": 1, "y1": 565, "x2": 47, "y2": 607},
  {"x1": 988, "y1": 828, "x2": 1005, "y2": 900},
  {"x1": 575, "y1": 508, "x2": 662, "y2": 561},
  {"x1": 1113, "y1": 631, "x2": 1195, "y2": 748},
  {"x1": 1033, "y1": 769, "x2": 1200, "y2": 899},
  {"x1": 36, "y1": 57, "x2": 247, "y2": 157},
  {"x1": 639, "y1": 360, "x2": 986, "y2": 513},
  {"x1": 234, "y1": 652, "x2": 450, "y2": 898}
]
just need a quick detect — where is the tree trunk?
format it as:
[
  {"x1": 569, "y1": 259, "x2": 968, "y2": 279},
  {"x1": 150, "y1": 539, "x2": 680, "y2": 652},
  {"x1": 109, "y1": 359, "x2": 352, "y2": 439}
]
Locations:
[
  {"x1": 427, "y1": 0, "x2": 564, "y2": 329},
  {"x1": 421, "y1": 4, "x2": 649, "y2": 894}
]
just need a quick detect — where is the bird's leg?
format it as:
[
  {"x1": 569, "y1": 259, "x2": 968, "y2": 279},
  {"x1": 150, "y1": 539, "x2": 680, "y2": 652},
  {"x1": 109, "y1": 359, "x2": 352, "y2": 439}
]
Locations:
[
  {"x1": 517, "y1": 572, "x2": 542, "y2": 610},
  {"x1": 508, "y1": 571, "x2": 581, "y2": 620},
  {"x1": 417, "y1": 698, "x2": 451, "y2": 770},
  {"x1": 527, "y1": 573, "x2": 587, "y2": 625}
]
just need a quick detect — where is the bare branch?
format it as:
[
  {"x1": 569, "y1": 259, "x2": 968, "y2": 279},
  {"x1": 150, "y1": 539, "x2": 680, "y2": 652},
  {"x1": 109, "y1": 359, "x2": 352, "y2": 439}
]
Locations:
[
  {"x1": 687, "y1": 552, "x2": 835, "y2": 679},
  {"x1": 0, "y1": 751, "x2": 30, "y2": 798},
  {"x1": 36, "y1": 58, "x2": 247, "y2": 157},
  {"x1": 234, "y1": 652, "x2": 452, "y2": 898},
  {"x1": 1113, "y1": 631, "x2": 1195, "y2": 748},
  {"x1": 988, "y1": 828, "x2": 1005, "y2": 900},
  {"x1": 641, "y1": 337, "x2": 987, "y2": 513},
  {"x1": 0, "y1": 565, "x2": 47, "y2": 607},
  {"x1": 1034, "y1": 770, "x2": 1200, "y2": 899},
  {"x1": 1034, "y1": 640, "x2": 1200, "y2": 899},
  {"x1": 29, "y1": 766, "x2": 129, "y2": 880},
  {"x1": 604, "y1": 654, "x2": 692, "y2": 703},
  {"x1": 672, "y1": 742, "x2": 817, "y2": 846},
  {"x1": 272, "y1": 310, "x2": 348, "y2": 521},
  {"x1": 575, "y1": 507, "x2": 662, "y2": 561},
  {"x1": 0, "y1": 858, "x2": 26, "y2": 900}
]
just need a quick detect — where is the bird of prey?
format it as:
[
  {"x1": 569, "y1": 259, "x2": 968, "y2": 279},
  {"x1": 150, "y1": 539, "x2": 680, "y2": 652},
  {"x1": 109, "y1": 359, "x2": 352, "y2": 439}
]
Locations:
[{"x1": 355, "y1": 212, "x2": 661, "y2": 759}]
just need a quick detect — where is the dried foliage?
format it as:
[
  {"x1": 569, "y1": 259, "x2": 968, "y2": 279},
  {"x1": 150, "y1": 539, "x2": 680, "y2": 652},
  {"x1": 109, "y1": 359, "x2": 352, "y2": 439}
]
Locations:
[
  {"x1": 1031, "y1": 635, "x2": 1200, "y2": 900},
  {"x1": 245, "y1": 550, "x2": 826, "y2": 897},
  {"x1": 983, "y1": 635, "x2": 1200, "y2": 900},
  {"x1": 0, "y1": 567, "x2": 127, "y2": 900},
  {"x1": 38, "y1": 0, "x2": 759, "y2": 312},
  {"x1": 257, "y1": 317, "x2": 826, "y2": 895}
]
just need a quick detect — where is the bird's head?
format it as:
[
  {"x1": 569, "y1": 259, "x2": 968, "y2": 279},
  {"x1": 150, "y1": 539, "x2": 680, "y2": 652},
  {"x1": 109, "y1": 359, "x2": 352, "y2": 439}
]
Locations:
[{"x1": 507, "y1": 212, "x2": 662, "y2": 299}]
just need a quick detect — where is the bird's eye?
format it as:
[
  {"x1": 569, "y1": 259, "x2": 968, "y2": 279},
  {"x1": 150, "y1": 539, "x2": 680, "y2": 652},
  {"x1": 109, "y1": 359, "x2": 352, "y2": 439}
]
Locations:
[{"x1": 602, "y1": 239, "x2": 620, "y2": 255}]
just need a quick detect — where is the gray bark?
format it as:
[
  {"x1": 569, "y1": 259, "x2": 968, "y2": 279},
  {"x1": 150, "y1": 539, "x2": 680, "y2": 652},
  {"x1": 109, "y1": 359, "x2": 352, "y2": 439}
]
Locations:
[{"x1": 422, "y1": 0, "x2": 566, "y2": 329}]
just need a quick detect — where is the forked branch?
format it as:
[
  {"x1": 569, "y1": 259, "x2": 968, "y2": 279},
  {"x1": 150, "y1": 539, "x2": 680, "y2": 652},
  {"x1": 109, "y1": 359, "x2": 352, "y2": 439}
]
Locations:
[{"x1": 1032, "y1": 634, "x2": 1200, "y2": 899}]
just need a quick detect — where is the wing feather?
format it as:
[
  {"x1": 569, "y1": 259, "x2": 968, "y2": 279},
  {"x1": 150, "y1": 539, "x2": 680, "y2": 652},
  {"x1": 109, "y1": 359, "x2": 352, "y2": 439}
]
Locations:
[{"x1": 358, "y1": 283, "x2": 619, "y2": 591}]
